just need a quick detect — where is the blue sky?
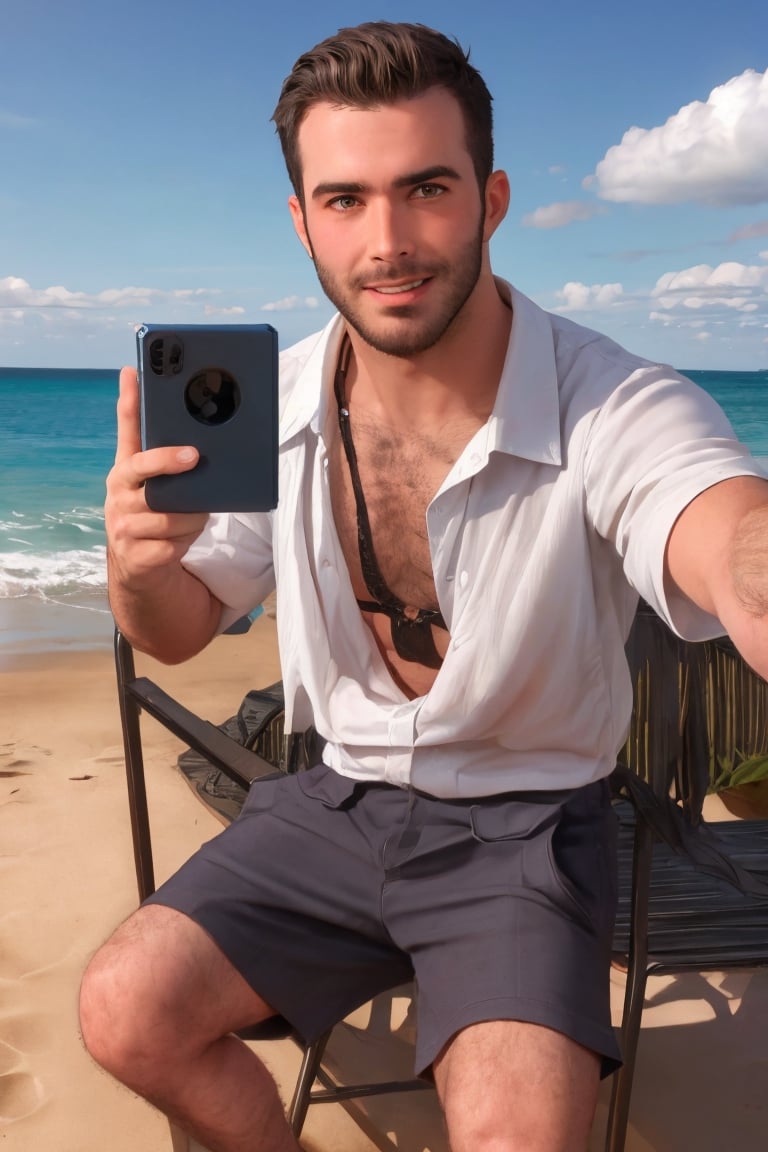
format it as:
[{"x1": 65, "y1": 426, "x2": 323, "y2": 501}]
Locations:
[{"x1": 2, "y1": 0, "x2": 767, "y2": 370}]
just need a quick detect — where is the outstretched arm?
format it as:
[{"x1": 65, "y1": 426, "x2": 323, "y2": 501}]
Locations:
[
  {"x1": 666, "y1": 474, "x2": 768, "y2": 678},
  {"x1": 106, "y1": 367, "x2": 222, "y2": 663}
]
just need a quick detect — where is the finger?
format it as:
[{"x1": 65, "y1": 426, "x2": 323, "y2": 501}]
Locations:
[
  {"x1": 129, "y1": 508, "x2": 209, "y2": 541},
  {"x1": 114, "y1": 367, "x2": 141, "y2": 464},
  {"x1": 127, "y1": 444, "x2": 200, "y2": 486}
]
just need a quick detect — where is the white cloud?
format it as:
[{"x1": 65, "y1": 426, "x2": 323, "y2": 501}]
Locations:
[
  {"x1": 554, "y1": 282, "x2": 624, "y2": 311},
  {"x1": 203, "y1": 304, "x2": 246, "y2": 317},
  {"x1": 588, "y1": 68, "x2": 768, "y2": 206},
  {"x1": 548, "y1": 165, "x2": 566, "y2": 176},
  {"x1": 0, "y1": 275, "x2": 221, "y2": 312},
  {"x1": 648, "y1": 259, "x2": 768, "y2": 335},
  {"x1": 261, "y1": 295, "x2": 319, "y2": 312},
  {"x1": 651, "y1": 261, "x2": 768, "y2": 315},
  {"x1": 695, "y1": 331, "x2": 712, "y2": 342},
  {"x1": 522, "y1": 201, "x2": 606, "y2": 229}
]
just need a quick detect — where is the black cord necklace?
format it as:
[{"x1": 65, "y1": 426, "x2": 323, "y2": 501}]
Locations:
[{"x1": 333, "y1": 335, "x2": 447, "y2": 669}]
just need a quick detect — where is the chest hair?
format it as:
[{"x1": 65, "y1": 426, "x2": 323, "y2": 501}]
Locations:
[{"x1": 329, "y1": 411, "x2": 472, "y2": 609}]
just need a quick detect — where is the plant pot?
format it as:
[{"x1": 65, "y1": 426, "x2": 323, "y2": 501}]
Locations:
[{"x1": 718, "y1": 779, "x2": 768, "y2": 820}]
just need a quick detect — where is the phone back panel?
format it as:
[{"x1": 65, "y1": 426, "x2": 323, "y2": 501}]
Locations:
[{"x1": 137, "y1": 323, "x2": 278, "y2": 512}]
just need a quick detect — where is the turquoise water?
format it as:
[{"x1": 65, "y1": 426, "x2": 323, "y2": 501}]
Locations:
[
  {"x1": 0, "y1": 368, "x2": 117, "y2": 654},
  {"x1": 686, "y1": 370, "x2": 768, "y2": 458},
  {"x1": 1, "y1": 365, "x2": 766, "y2": 656}
]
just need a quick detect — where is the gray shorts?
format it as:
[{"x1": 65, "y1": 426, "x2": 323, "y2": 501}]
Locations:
[{"x1": 146, "y1": 763, "x2": 621, "y2": 1076}]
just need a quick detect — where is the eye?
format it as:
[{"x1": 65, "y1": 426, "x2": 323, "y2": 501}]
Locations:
[
  {"x1": 413, "y1": 183, "x2": 445, "y2": 199},
  {"x1": 329, "y1": 195, "x2": 359, "y2": 211}
]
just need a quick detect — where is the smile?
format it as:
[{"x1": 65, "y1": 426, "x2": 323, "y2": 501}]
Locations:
[{"x1": 371, "y1": 280, "x2": 427, "y2": 295}]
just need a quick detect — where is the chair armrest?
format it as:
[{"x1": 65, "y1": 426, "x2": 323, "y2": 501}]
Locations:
[{"x1": 126, "y1": 676, "x2": 280, "y2": 787}]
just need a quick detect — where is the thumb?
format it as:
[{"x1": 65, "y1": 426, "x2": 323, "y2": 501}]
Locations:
[{"x1": 114, "y1": 366, "x2": 142, "y2": 463}]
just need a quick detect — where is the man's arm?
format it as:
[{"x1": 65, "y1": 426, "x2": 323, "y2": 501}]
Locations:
[
  {"x1": 105, "y1": 367, "x2": 222, "y2": 663},
  {"x1": 665, "y1": 474, "x2": 768, "y2": 678}
]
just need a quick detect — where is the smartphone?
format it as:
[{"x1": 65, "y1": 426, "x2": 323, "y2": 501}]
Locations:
[{"x1": 136, "y1": 323, "x2": 278, "y2": 513}]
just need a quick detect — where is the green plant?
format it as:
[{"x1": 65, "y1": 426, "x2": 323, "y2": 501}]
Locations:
[{"x1": 710, "y1": 752, "x2": 768, "y2": 794}]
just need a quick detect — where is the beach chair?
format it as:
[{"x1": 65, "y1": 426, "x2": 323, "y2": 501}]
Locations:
[
  {"x1": 113, "y1": 606, "x2": 768, "y2": 1152},
  {"x1": 113, "y1": 626, "x2": 431, "y2": 1144},
  {"x1": 606, "y1": 602, "x2": 768, "y2": 1150}
]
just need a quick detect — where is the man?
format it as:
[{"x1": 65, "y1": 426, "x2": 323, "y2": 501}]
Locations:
[{"x1": 80, "y1": 21, "x2": 768, "y2": 1152}]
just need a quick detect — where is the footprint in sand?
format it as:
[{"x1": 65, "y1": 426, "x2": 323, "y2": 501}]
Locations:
[
  {"x1": 1, "y1": 1011, "x2": 49, "y2": 1056},
  {"x1": 93, "y1": 751, "x2": 124, "y2": 765},
  {"x1": 0, "y1": 1041, "x2": 46, "y2": 1122},
  {"x1": 0, "y1": 743, "x2": 52, "y2": 760}
]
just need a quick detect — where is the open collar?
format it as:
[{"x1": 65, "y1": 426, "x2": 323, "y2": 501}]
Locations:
[
  {"x1": 277, "y1": 281, "x2": 562, "y2": 468},
  {"x1": 487, "y1": 280, "x2": 562, "y2": 466}
]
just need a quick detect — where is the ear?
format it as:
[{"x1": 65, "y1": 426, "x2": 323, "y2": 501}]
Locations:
[
  {"x1": 482, "y1": 170, "x2": 510, "y2": 243},
  {"x1": 288, "y1": 195, "x2": 313, "y2": 257}
]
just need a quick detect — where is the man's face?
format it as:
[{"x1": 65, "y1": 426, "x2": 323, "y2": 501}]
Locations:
[{"x1": 289, "y1": 89, "x2": 493, "y2": 357}]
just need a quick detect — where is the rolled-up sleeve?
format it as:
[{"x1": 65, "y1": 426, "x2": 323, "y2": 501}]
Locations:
[
  {"x1": 181, "y1": 511, "x2": 275, "y2": 633},
  {"x1": 584, "y1": 366, "x2": 765, "y2": 639}
]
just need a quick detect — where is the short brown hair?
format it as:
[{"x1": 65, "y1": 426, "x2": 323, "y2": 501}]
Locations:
[{"x1": 272, "y1": 22, "x2": 494, "y2": 201}]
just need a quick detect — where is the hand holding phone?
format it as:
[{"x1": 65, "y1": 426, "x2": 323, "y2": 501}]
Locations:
[{"x1": 137, "y1": 323, "x2": 278, "y2": 513}]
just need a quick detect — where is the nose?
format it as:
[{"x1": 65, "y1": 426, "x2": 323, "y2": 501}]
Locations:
[{"x1": 368, "y1": 198, "x2": 412, "y2": 262}]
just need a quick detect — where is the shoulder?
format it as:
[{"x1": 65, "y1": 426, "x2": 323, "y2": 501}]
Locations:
[
  {"x1": 549, "y1": 310, "x2": 660, "y2": 405},
  {"x1": 547, "y1": 311, "x2": 728, "y2": 436}
]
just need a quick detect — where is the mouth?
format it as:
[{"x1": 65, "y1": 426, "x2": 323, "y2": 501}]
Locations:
[{"x1": 367, "y1": 278, "x2": 429, "y2": 297}]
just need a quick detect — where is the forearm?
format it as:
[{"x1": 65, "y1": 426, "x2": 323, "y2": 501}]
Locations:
[
  {"x1": 666, "y1": 476, "x2": 768, "y2": 678},
  {"x1": 107, "y1": 548, "x2": 222, "y2": 664},
  {"x1": 724, "y1": 503, "x2": 768, "y2": 679}
]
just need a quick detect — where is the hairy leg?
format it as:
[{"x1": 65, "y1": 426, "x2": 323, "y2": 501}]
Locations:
[
  {"x1": 79, "y1": 904, "x2": 300, "y2": 1152},
  {"x1": 434, "y1": 1019, "x2": 600, "y2": 1152}
]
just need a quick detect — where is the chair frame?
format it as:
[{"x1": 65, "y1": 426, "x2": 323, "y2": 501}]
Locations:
[
  {"x1": 114, "y1": 609, "x2": 768, "y2": 1151},
  {"x1": 113, "y1": 629, "x2": 431, "y2": 1140},
  {"x1": 605, "y1": 605, "x2": 768, "y2": 1150}
]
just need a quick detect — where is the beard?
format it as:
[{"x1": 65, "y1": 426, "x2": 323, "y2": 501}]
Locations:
[{"x1": 307, "y1": 220, "x2": 485, "y2": 358}]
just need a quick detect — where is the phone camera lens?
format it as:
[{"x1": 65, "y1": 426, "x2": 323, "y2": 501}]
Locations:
[
  {"x1": 149, "y1": 335, "x2": 184, "y2": 376},
  {"x1": 185, "y1": 369, "x2": 240, "y2": 426}
]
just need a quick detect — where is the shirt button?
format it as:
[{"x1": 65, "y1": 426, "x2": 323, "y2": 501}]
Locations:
[{"x1": 459, "y1": 570, "x2": 469, "y2": 588}]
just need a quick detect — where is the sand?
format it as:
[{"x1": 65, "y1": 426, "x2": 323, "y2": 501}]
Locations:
[{"x1": 2, "y1": 608, "x2": 767, "y2": 1151}]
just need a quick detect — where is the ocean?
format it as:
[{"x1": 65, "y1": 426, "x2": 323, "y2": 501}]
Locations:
[
  {"x1": 0, "y1": 368, "x2": 118, "y2": 660},
  {"x1": 1, "y1": 365, "x2": 767, "y2": 661}
]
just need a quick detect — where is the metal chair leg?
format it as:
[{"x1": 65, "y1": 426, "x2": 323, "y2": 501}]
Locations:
[
  {"x1": 605, "y1": 817, "x2": 653, "y2": 1152},
  {"x1": 114, "y1": 628, "x2": 156, "y2": 900},
  {"x1": 287, "y1": 1032, "x2": 333, "y2": 1136}
]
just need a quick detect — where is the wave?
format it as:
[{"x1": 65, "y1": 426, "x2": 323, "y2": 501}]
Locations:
[
  {"x1": 0, "y1": 547, "x2": 107, "y2": 598},
  {"x1": 0, "y1": 505, "x2": 105, "y2": 534}
]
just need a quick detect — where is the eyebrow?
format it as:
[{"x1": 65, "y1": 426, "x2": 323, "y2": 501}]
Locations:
[{"x1": 310, "y1": 165, "x2": 462, "y2": 200}]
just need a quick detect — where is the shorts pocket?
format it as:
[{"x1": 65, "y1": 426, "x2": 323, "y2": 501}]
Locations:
[
  {"x1": 296, "y1": 763, "x2": 359, "y2": 809},
  {"x1": 469, "y1": 792, "x2": 598, "y2": 930},
  {"x1": 547, "y1": 788, "x2": 614, "y2": 931},
  {"x1": 240, "y1": 773, "x2": 283, "y2": 815},
  {"x1": 469, "y1": 794, "x2": 569, "y2": 843}
]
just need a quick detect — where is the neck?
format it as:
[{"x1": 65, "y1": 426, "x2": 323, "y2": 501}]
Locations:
[{"x1": 342, "y1": 275, "x2": 512, "y2": 428}]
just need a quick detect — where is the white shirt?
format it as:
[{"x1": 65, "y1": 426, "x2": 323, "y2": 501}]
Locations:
[{"x1": 182, "y1": 281, "x2": 764, "y2": 797}]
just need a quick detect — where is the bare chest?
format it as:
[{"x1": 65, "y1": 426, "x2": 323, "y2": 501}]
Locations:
[{"x1": 328, "y1": 416, "x2": 459, "y2": 610}]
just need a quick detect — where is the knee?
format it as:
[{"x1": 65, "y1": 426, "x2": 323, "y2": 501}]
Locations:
[
  {"x1": 79, "y1": 914, "x2": 191, "y2": 1087},
  {"x1": 79, "y1": 937, "x2": 154, "y2": 1080}
]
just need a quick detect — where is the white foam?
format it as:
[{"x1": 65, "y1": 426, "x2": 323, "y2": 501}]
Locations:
[{"x1": 0, "y1": 548, "x2": 107, "y2": 598}]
